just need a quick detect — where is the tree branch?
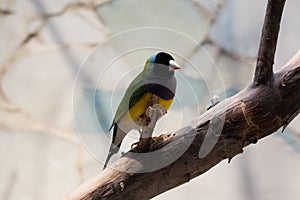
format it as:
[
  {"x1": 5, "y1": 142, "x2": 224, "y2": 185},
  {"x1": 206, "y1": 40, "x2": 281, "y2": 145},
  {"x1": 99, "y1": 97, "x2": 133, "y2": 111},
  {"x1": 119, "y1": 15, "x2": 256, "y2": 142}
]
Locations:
[
  {"x1": 64, "y1": 51, "x2": 300, "y2": 200},
  {"x1": 253, "y1": 0, "x2": 286, "y2": 86}
]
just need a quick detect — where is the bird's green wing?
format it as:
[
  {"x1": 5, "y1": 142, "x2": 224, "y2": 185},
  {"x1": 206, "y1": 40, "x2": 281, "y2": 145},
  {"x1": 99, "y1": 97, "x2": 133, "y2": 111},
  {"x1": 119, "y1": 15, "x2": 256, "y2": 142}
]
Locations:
[{"x1": 109, "y1": 72, "x2": 148, "y2": 130}]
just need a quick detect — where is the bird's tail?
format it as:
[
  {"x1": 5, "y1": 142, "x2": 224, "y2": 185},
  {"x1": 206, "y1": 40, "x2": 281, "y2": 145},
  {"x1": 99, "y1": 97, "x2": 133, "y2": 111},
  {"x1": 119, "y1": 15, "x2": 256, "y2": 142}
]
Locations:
[
  {"x1": 103, "y1": 144, "x2": 119, "y2": 170},
  {"x1": 103, "y1": 124, "x2": 127, "y2": 170}
]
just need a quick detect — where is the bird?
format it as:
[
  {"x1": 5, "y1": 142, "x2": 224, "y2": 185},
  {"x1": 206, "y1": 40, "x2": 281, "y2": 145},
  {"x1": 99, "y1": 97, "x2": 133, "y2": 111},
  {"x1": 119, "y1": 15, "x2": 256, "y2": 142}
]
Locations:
[{"x1": 103, "y1": 52, "x2": 180, "y2": 169}]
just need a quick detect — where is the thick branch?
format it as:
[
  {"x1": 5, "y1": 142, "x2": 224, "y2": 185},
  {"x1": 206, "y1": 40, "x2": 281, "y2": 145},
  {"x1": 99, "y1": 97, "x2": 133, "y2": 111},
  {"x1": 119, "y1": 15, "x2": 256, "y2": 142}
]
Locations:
[
  {"x1": 253, "y1": 0, "x2": 286, "y2": 86},
  {"x1": 64, "y1": 51, "x2": 300, "y2": 200}
]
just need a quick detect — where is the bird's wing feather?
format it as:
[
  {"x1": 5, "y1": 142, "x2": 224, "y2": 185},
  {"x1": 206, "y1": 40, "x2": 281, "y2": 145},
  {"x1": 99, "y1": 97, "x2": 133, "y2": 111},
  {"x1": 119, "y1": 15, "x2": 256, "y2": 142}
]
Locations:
[{"x1": 109, "y1": 72, "x2": 148, "y2": 130}]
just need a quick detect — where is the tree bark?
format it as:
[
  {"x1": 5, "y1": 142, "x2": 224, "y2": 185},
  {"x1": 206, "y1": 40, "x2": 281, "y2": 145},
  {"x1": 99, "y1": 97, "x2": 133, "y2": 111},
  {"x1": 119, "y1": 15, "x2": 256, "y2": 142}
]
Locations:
[{"x1": 63, "y1": 0, "x2": 300, "y2": 199}]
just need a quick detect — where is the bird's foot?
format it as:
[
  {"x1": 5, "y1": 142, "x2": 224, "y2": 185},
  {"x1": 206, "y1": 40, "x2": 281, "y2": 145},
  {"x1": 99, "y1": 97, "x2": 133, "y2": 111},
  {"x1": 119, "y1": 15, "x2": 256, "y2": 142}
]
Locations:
[
  {"x1": 130, "y1": 137, "x2": 157, "y2": 152},
  {"x1": 131, "y1": 141, "x2": 139, "y2": 150},
  {"x1": 137, "y1": 137, "x2": 151, "y2": 152}
]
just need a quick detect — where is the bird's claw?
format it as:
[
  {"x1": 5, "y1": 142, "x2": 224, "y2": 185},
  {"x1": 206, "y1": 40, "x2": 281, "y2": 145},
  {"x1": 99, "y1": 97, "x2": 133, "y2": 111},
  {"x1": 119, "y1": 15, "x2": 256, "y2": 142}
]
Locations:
[
  {"x1": 131, "y1": 141, "x2": 139, "y2": 150},
  {"x1": 130, "y1": 138, "x2": 156, "y2": 152}
]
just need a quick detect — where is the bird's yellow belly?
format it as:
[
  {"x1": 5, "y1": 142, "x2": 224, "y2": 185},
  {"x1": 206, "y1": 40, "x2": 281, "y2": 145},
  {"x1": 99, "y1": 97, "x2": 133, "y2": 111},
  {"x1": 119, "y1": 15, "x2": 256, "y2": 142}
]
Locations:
[{"x1": 121, "y1": 93, "x2": 173, "y2": 129}]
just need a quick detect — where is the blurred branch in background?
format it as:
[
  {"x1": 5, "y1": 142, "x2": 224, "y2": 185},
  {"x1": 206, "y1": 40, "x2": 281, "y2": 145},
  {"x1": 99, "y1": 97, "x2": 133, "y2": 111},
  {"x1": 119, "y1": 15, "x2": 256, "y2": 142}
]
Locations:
[
  {"x1": 187, "y1": 0, "x2": 256, "y2": 69},
  {"x1": 0, "y1": 7, "x2": 13, "y2": 15}
]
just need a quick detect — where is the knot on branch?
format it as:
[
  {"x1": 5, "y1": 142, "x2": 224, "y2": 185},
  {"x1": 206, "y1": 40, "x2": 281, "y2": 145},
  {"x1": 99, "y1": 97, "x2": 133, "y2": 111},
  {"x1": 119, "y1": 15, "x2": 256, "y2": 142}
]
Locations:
[{"x1": 281, "y1": 67, "x2": 300, "y2": 87}]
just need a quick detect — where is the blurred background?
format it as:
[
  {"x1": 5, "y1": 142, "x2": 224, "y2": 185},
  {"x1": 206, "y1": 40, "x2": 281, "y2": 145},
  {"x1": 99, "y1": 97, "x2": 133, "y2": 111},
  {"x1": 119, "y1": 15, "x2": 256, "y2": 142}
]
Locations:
[{"x1": 1, "y1": 0, "x2": 300, "y2": 199}]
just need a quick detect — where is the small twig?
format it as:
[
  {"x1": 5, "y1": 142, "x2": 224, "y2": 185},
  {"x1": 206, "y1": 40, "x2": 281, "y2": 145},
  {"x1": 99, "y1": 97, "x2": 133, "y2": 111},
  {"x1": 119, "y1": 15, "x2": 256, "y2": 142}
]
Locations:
[
  {"x1": 207, "y1": 94, "x2": 220, "y2": 110},
  {"x1": 41, "y1": 2, "x2": 94, "y2": 19},
  {"x1": 139, "y1": 95, "x2": 167, "y2": 150},
  {"x1": 253, "y1": 0, "x2": 286, "y2": 86}
]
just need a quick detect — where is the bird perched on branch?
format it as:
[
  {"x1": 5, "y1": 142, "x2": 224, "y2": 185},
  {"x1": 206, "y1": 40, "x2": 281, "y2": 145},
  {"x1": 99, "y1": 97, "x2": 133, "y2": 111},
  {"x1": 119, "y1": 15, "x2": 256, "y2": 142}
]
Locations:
[{"x1": 103, "y1": 52, "x2": 180, "y2": 169}]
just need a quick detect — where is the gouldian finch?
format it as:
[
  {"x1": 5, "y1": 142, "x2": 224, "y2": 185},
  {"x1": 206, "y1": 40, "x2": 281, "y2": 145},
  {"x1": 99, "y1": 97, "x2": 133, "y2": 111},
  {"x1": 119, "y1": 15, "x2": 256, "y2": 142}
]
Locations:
[{"x1": 103, "y1": 52, "x2": 180, "y2": 169}]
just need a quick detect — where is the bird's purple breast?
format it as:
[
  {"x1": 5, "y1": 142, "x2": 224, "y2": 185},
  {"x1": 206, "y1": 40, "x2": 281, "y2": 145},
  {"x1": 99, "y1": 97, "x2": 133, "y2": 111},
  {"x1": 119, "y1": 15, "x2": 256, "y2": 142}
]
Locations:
[{"x1": 145, "y1": 76, "x2": 177, "y2": 100}]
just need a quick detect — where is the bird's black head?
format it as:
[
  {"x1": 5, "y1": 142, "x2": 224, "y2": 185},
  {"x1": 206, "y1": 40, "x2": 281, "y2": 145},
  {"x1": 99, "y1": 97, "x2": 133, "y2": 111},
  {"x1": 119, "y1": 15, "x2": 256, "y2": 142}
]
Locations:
[
  {"x1": 148, "y1": 52, "x2": 180, "y2": 77},
  {"x1": 153, "y1": 52, "x2": 174, "y2": 66}
]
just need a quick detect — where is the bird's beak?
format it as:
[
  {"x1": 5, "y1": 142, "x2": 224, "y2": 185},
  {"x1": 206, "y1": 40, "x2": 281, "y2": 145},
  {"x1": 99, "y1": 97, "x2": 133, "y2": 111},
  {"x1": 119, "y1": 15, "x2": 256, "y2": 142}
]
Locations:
[{"x1": 169, "y1": 60, "x2": 181, "y2": 71}]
